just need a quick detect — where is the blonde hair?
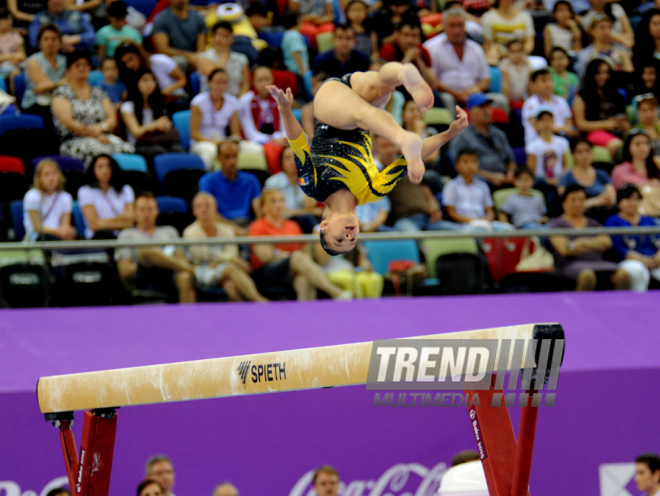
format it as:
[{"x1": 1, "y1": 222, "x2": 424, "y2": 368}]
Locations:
[
  {"x1": 192, "y1": 191, "x2": 218, "y2": 209},
  {"x1": 33, "y1": 159, "x2": 65, "y2": 193},
  {"x1": 258, "y1": 189, "x2": 283, "y2": 212}
]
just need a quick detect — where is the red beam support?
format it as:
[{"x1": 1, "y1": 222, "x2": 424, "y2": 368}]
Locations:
[
  {"x1": 58, "y1": 420, "x2": 80, "y2": 496},
  {"x1": 510, "y1": 391, "x2": 539, "y2": 496}
]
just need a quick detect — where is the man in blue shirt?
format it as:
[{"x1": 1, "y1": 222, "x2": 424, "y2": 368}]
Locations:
[
  {"x1": 29, "y1": 0, "x2": 95, "y2": 50},
  {"x1": 152, "y1": 0, "x2": 207, "y2": 72},
  {"x1": 312, "y1": 24, "x2": 370, "y2": 79},
  {"x1": 198, "y1": 140, "x2": 262, "y2": 235}
]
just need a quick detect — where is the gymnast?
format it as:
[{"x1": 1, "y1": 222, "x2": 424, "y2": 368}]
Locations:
[{"x1": 267, "y1": 62, "x2": 468, "y2": 255}]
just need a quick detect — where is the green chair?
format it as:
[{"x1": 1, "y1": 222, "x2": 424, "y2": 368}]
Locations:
[
  {"x1": 592, "y1": 146, "x2": 613, "y2": 163},
  {"x1": 316, "y1": 32, "x2": 334, "y2": 54},
  {"x1": 421, "y1": 238, "x2": 479, "y2": 278},
  {"x1": 424, "y1": 107, "x2": 453, "y2": 127}
]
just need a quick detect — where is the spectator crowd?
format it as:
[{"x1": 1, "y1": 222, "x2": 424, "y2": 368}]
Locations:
[{"x1": 2, "y1": 0, "x2": 660, "y2": 302}]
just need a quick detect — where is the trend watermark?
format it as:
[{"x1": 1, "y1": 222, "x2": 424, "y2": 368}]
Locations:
[{"x1": 366, "y1": 338, "x2": 563, "y2": 408}]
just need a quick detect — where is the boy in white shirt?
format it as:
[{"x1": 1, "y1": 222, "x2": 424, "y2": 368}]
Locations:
[{"x1": 525, "y1": 106, "x2": 570, "y2": 187}]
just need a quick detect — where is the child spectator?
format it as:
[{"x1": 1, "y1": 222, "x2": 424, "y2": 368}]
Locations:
[
  {"x1": 281, "y1": 10, "x2": 310, "y2": 78},
  {"x1": 548, "y1": 47, "x2": 578, "y2": 103},
  {"x1": 238, "y1": 65, "x2": 288, "y2": 145},
  {"x1": 574, "y1": 14, "x2": 633, "y2": 83},
  {"x1": 96, "y1": 1, "x2": 142, "y2": 60},
  {"x1": 542, "y1": 0, "x2": 582, "y2": 59},
  {"x1": 525, "y1": 107, "x2": 570, "y2": 187},
  {"x1": 634, "y1": 94, "x2": 660, "y2": 156},
  {"x1": 498, "y1": 166, "x2": 547, "y2": 229},
  {"x1": 521, "y1": 69, "x2": 575, "y2": 144},
  {"x1": 345, "y1": 0, "x2": 377, "y2": 60},
  {"x1": 443, "y1": 149, "x2": 514, "y2": 231},
  {"x1": 99, "y1": 57, "x2": 127, "y2": 109},
  {"x1": 579, "y1": 0, "x2": 634, "y2": 49},
  {"x1": 0, "y1": 8, "x2": 25, "y2": 90},
  {"x1": 499, "y1": 39, "x2": 531, "y2": 103},
  {"x1": 247, "y1": 3, "x2": 269, "y2": 36}
]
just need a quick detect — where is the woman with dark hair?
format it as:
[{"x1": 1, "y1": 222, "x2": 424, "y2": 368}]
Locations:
[
  {"x1": 632, "y1": 8, "x2": 660, "y2": 70},
  {"x1": 572, "y1": 58, "x2": 628, "y2": 157},
  {"x1": 120, "y1": 69, "x2": 183, "y2": 167},
  {"x1": 611, "y1": 129, "x2": 660, "y2": 189},
  {"x1": 137, "y1": 480, "x2": 163, "y2": 496},
  {"x1": 114, "y1": 41, "x2": 187, "y2": 113},
  {"x1": 634, "y1": 58, "x2": 660, "y2": 103},
  {"x1": 78, "y1": 154, "x2": 135, "y2": 239},
  {"x1": 51, "y1": 50, "x2": 134, "y2": 167},
  {"x1": 605, "y1": 183, "x2": 660, "y2": 291}
]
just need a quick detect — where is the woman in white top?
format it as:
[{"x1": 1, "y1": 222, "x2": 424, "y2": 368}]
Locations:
[
  {"x1": 184, "y1": 192, "x2": 267, "y2": 302},
  {"x1": 481, "y1": 0, "x2": 535, "y2": 64},
  {"x1": 23, "y1": 158, "x2": 75, "y2": 241},
  {"x1": 189, "y1": 68, "x2": 241, "y2": 169},
  {"x1": 78, "y1": 154, "x2": 135, "y2": 239},
  {"x1": 196, "y1": 21, "x2": 250, "y2": 97}
]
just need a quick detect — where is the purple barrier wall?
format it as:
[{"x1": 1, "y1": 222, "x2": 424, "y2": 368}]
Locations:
[{"x1": 1, "y1": 292, "x2": 659, "y2": 496}]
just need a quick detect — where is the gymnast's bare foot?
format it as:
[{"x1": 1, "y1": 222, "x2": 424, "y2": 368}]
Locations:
[
  {"x1": 396, "y1": 129, "x2": 425, "y2": 184},
  {"x1": 401, "y1": 63, "x2": 434, "y2": 113}
]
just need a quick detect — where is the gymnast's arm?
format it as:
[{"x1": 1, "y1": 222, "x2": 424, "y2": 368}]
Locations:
[
  {"x1": 267, "y1": 85, "x2": 305, "y2": 141},
  {"x1": 420, "y1": 106, "x2": 468, "y2": 160}
]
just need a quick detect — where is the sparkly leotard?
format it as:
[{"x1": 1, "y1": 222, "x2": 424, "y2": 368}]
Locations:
[{"x1": 288, "y1": 73, "x2": 408, "y2": 205}]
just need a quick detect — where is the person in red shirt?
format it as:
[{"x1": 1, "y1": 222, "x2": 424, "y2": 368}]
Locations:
[
  {"x1": 248, "y1": 190, "x2": 352, "y2": 300},
  {"x1": 379, "y1": 19, "x2": 435, "y2": 89}
]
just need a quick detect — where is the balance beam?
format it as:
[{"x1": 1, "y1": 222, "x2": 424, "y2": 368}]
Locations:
[{"x1": 37, "y1": 323, "x2": 562, "y2": 414}]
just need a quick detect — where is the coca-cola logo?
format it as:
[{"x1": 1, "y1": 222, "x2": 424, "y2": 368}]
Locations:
[{"x1": 289, "y1": 462, "x2": 447, "y2": 496}]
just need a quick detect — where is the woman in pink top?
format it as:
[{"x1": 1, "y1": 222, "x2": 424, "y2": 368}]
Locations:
[{"x1": 611, "y1": 130, "x2": 660, "y2": 189}]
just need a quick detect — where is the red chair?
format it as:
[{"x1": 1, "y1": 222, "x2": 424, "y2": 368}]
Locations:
[
  {"x1": 263, "y1": 142, "x2": 284, "y2": 175},
  {"x1": 482, "y1": 237, "x2": 528, "y2": 283},
  {"x1": 0, "y1": 156, "x2": 25, "y2": 174},
  {"x1": 272, "y1": 69, "x2": 299, "y2": 99}
]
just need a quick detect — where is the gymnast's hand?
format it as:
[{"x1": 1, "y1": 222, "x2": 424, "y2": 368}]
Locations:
[
  {"x1": 448, "y1": 106, "x2": 469, "y2": 137},
  {"x1": 267, "y1": 85, "x2": 293, "y2": 113}
]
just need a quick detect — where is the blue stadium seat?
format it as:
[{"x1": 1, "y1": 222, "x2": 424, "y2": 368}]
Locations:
[
  {"x1": 157, "y1": 195, "x2": 189, "y2": 214},
  {"x1": 32, "y1": 155, "x2": 85, "y2": 172},
  {"x1": 172, "y1": 111, "x2": 191, "y2": 152},
  {"x1": 14, "y1": 72, "x2": 25, "y2": 106},
  {"x1": 0, "y1": 77, "x2": 5, "y2": 93},
  {"x1": 72, "y1": 201, "x2": 87, "y2": 235},
  {"x1": 489, "y1": 66, "x2": 502, "y2": 93},
  {"x1": 292, "y1": 108, "x2": 302, "y2": 122},
  {"x1": 10, "y1": 200, "x2": 25, "y2": 240},
  {"x1": 112, "y1": 153, "x2": 148, "y2": 172},
  {"x1": 89, "y1": 70, "x2": 104, "y2": 87},
  {"x1": 363, "y1": 240, "x2": 420, "y2": 276},
  {"x1": 153, "y1": 153, "x2": 205, "y2": 187},
  {"x1": 258, "y1": 30, "x2": 284, "y2": 48},
  {"x1": 0, "y1": 114, "x2": 43, "y2": 139},
  {"x1": 513, "y1": 147, "x2": 526, "y2": 166},
  {"x1": 189, "y1": 72, "x2": 200, "y2": 97},
  {"x1": 124, "y1": 0, "x2": 157, "y2": 17},
  {"x1": 303, "y1": 70, "x2": 312, "y2": 98}
]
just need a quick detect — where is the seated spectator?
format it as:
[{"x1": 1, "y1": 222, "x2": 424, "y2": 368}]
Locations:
[
  {"x1": 0, "y1": 8, "x2": 25, "y2": 89},
  {"x1": 289, "y1": 0, "x2": 335, "y2": 48},
  {"x1": 498, "y1": 167, "x2": 548, "y2": 229},
  {"x1": 522, "y1": 69, "x2": 575, "y2": 145},
  {"x1": 634, "y1": 94, "x2": 660, "y2": 155},
  {"x1": 95, "y1": 1, "x2": 142, "y2": 60},
  {"x1": 190, "y1": 69, "x2": 241, "y2": 169},
  {"x1": 632, "y1": 9, "x2": 660, "y2": 71},
  {"x1": 574, "y1": 14, "x2": 633, "y2": 84},
  {"x1": 151, "y1": 0, "x2": 207, "y2": 73},
  {"x1": 401, "y1": 99, "x2": 439, "y2": 166},
  {"x1": 634, "y1": 60, "x2": 660, "y2": 110},
  {"x1": 558, "y1": 138, "x2": 616, "y2": 214},
  {"x1": 423, "y1": 9, "x2": 507, "y2": 115},
  {"x1": 184, "y1": 192, "x2": 268, "y2": 302},
  {"x1": 52, "y1": 51, "x2": 135, "y2": 167},
  {"x1": 281, "y1": 10, "x2": 310, "y2": 78},
  {"x1": 579, "y1": 0, "x2": 634, "y2": 50},
  {"x1": 248, "y1": 190, "x2": 350, "y2": 300},
  {"x1": 550, "y1": 184, "x2": 633, "y2": 291},
  {"x1": 7, "y1": 0, "x2": 47, "y2": 27},
  {"x1": 213, "y1": 484, "x2": 239, "y2": 496},
  {"x1": 499, "y1": 39, "x2": 531, "y2": 103},
  {"x1": 573, "y1": 59, "x2": 628, "y2": 157},
  {"x1": 379, "y1": 19, "x2": 434, "y2": 90},
  {"x1": 542, "y1": 0, "x2": 582, "y2": 59},
  {"x1": 263, "y1": 146, "x2": 321, "y2": 233},
  {"x1": 301, "y1": 71, "x2": 328, "y2": 139},
  {"x1": 525, "y1": 107, "x2": 570, "y2": 188},
  {"x1": 313, "y1": 228, "x2": 384, "y2": 298},
  {"x1": 312, "y1": 23, "x2": 370, "y2": 79},
  {"x1": 356, "y1": 196, "x2": 393, "y2": 232},
  {"x1": 480, "y1": 0, "x2": 534, "y2": 65},
  {"x1": 449, "y1": 93, "x2": 516, "y2": 188},
  {"x1": 371, "y1": 0, "x2": 417, "y2": 49},
  {"x1": 199, "y1": 140, "x2": 262, "y2": 233},
  {"x1": 78, "y1": 154, "x2": 135, "y2": 239},
  {"x1": 548, "y1": 47, "x2": 579, "y2": 103},
  {"x1": 22, "y1": 24, "x2": 66, "y2": 142},
  {"x1": 196, "y1": 21, "x2": 250, "y2": 96},
  {"x1": 380, "y1": 135, "x2": 459, "y2": 231},
  {"x1": 443, "y1": 149, "x2": 514, "y2": 231},
  {"x1": 345, "y1": 0, "x2": 378, "y2": 60},
  {"x1": 238, "y1": 66, "x2": 288, "y2": 145},
  {"x1": 116, "y1": 193, "x2": 196, "y2": 303},
  {"x1": 633, "y1": 453, "x2": 660, "y2": 496},
  {"x1": 23, "y1": 158, "x2": 75, "y2": 241},
  {"x1": 612, "y1": 129, "x2": 660, "y2": 189},
  {"x1": 115, "y1": 41, "x2": 188, "y2": 114},
  {"x1": 121, "y1": 69, "x2": 184, "y2": 167},
  {"x1": 28, "y1": 0, "x2": 95, "y2": 51},
  {"x1": 605, "y1": 184, "x2": 660, "y2": 291},
  {"x1": 99, "y1": 58, "x2": 127, "y2": 110},
  {"x1": 145, "y1": 456, "x2": 175, "y2": 496},
  {"x1": 137, "y1": 480, "x2": 163, "y2": 496}
]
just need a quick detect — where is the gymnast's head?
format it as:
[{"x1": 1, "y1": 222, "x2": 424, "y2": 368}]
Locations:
[{"x1": 319, "y1": 207, "x2": 359, "y2": 255}]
